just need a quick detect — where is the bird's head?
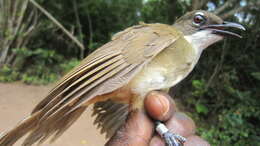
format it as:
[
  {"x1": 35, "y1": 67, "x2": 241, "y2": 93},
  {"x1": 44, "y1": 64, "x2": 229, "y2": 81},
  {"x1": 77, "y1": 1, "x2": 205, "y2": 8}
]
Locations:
[{"x1": 173, "y1": 10, "x2": 245, "y2": 51}]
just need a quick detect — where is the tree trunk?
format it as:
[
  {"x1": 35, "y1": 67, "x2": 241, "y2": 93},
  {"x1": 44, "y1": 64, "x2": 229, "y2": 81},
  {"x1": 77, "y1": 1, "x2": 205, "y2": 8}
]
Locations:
[
  {"x1": 0, "y1": 46, "x2": 9, "y2": 67},
  {"x1": 0, "y1": 0, "x2": 38, "y2": 69}
]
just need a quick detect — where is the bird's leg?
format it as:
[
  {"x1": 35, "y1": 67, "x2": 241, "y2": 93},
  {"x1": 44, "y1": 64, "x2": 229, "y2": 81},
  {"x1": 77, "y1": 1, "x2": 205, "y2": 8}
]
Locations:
[{"x1": 155, "y1": 121, "x2": 186, "y2": 146}]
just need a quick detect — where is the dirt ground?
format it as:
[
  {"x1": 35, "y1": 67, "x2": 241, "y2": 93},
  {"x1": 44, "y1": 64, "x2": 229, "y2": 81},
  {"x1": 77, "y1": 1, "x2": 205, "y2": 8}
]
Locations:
[{"x1": 0, "y1": 82, "x2": 107, "y2": 146}]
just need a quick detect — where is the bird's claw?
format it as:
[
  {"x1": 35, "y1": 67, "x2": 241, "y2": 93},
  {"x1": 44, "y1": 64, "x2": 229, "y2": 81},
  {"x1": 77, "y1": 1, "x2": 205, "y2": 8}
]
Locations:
[
  {"x1": 163, "y1": 131, "x2": 186, "y2": 146},
  {"x1": 155, "y1": 121, "x2": 186, "y2": 146}
]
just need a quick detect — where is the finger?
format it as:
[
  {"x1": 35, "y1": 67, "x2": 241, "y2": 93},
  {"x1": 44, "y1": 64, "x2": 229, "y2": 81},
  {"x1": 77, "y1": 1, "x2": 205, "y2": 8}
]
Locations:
[
  {"x1": 149, "y1": 112, "x2": 196, "y2": 146},
  {"x1": 145, "y1": 91, "x2": 177, "y2": 121},
  {"x1": 166, "y1": 112, "x2": 196, "y2": 137},
  {"x1": 105, "y1": 110, "x2": 154, "y2": 146},
  {"x1": 184, "y1": 136, "x2": 210, "y2": 146},
  {"x1": 150, "y1": 135, "x2": 165, "y2": 146}
]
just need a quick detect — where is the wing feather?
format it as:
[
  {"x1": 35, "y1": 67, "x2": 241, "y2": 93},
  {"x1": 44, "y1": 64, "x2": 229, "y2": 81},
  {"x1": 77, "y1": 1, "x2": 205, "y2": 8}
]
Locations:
[
  {"x1": 43, "y1": 60, "x2": 129, "y2": 120},
  {"x1": 39, "y1": 54, "x2": 124, "y2": 116},
  {"x1": 24, "y1": 23, "x2": 180, "y2": 145},
  {"x1": 32, "y1": 49, "x2": 122, "y2": 113},
  {"x1": 40, "y1": 23, "x2": 180, "y2": 120},
  {"x1": 53, "y1": 49, "x2": 122, "y2": 90}
]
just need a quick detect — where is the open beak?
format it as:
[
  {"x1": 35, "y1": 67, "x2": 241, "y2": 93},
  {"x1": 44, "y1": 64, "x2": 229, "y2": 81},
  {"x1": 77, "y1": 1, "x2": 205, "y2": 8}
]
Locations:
[{"x1": 200, "y1": 21, "x2": 246, "y2": 38}]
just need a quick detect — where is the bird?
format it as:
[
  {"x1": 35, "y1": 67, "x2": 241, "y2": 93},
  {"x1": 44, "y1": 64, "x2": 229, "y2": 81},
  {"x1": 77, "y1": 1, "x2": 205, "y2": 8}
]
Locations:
[{"x1": 0, "y1": 10, "x2": 245, "y2": 146}]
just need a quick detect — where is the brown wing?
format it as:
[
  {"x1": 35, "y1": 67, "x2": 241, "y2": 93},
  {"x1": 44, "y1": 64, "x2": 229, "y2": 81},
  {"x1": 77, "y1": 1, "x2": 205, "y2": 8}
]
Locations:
[
  {"x1": 33, "y1": 23, "x2": 180, "y2": 117},
  {"x1": 92, "y1": 100, "x2": 129, "y2": 138},
  {"x1": 22, "y1": 23, "x2": 180, "y2": 145}
]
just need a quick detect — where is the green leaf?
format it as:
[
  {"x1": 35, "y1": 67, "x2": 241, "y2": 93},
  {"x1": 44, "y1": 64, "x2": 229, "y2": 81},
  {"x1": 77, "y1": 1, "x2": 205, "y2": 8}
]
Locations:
[
  {"x1": 195, "y1": 103, "x2": 209, "y2": 114},
  {"x1": 251, "y1": 72, "x2": 260, "y2": 80},
  {"x1": 192, "y1": 80, "x2": 205, "y2": 89}
]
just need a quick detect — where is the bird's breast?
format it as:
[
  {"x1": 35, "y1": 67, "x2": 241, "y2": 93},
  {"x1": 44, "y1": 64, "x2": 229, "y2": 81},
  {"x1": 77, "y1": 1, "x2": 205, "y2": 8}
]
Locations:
[{"x1": 129, "y1": 37, "x2": 201, "y2": 97}]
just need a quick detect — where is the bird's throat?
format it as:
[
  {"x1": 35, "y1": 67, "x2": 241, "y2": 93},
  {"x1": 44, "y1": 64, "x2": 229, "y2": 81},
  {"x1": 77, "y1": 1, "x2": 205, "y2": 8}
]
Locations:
[{"x1": 184, "y1": 30, "x2": 223, "y2": 53}]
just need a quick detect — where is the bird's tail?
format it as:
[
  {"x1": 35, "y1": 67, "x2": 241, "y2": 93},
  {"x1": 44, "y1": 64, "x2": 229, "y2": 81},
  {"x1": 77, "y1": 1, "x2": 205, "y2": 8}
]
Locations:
[
  {"x1": 0, "y1": 106, "x2": 87, "y2": 146},
  {"x1": 0, "y1": 111, "x2": 41, "y2": 146}
]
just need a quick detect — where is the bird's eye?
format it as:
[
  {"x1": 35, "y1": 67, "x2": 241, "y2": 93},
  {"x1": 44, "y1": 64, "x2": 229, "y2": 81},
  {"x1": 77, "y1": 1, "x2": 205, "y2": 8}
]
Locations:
[{"x1": 193, "y1": 14, "x2": 206, "y2": 26}]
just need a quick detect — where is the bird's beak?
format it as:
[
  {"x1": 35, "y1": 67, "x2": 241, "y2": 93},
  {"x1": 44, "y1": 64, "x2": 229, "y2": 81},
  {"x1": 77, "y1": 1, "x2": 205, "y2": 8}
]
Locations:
[{"x1": 200, "y1": 21, "x2": 246, "y2": 38}]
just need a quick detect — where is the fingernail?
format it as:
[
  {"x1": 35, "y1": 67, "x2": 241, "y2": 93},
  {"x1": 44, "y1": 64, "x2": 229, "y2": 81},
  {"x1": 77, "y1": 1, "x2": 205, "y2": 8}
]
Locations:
[
  {"x1": 155, "y1": 93, "x2": 170, "y2": 117},
  {"x1": 146, "y1": 91, "x2": 170, "y2": 119}
]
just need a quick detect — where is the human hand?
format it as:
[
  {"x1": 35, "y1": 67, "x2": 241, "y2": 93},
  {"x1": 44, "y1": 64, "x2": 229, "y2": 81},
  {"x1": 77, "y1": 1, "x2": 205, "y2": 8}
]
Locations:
[{"x1": 105, "y1": 91, "x2": 210, "y2": 146}]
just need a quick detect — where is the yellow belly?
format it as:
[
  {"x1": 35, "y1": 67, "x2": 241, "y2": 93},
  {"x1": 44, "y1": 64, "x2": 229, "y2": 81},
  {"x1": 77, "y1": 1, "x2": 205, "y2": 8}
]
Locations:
[{"x1": 129, "y1": 36, "x2": 200, "y2": 98}]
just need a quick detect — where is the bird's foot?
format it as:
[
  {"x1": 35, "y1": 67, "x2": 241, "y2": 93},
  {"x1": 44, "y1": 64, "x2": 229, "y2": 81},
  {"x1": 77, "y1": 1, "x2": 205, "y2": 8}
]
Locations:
[
  {"x1": 163, "y1": 131, "x2": 186, "y2": 146},
  {"x1": 155, "y1": 121, "x2": 186, "y2": 146}
]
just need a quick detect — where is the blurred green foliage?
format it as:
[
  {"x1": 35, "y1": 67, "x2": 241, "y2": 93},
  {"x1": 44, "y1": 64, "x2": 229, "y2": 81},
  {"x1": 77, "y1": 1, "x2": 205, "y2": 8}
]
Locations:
[
  {"x1": 0, "y1": 48, "x2": 79, "y2": 84},
  {"x1": 0, "y1": 0, "x2": 259, "y2": 145}
]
